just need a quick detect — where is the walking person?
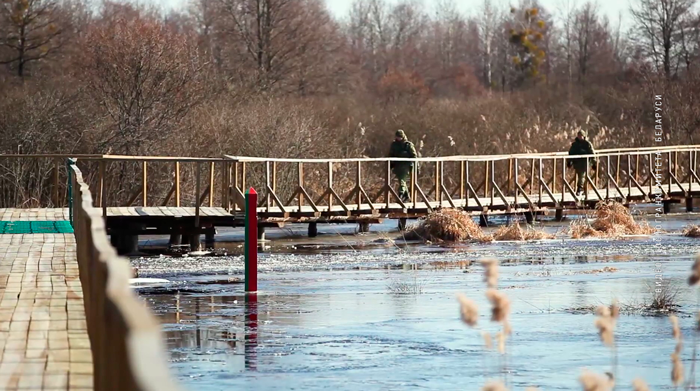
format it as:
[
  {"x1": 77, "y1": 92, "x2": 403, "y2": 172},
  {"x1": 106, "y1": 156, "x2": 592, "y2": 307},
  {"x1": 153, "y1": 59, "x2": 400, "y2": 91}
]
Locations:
[
  {"x1": 389, "y1": 129, "x2": 417, "y2": 202},
  {"x1": 567, "y1": 130, "x2": 597, "y2": 196}
]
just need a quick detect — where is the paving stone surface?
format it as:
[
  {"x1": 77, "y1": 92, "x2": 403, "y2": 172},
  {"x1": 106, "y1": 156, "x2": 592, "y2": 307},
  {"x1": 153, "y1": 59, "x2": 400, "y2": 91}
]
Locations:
[{"x1": 0, "y1": 234, "x2": 92, "y2": 390}]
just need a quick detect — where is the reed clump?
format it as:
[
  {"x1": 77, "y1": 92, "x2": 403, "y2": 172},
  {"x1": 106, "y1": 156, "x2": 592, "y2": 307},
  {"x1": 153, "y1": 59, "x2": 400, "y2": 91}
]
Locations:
[
  {"x1": 405, "y1": 209, "x2": 492, "y2": 242},
  {"x1": 683, "y1": 224, "x2": 700, "y2": 238},
  {"x1": 492, "y1": 222, "x2": 554, "y2": 241},
  {"x1": 569, "y1": 200, "x2": 654, "y2": 238}
]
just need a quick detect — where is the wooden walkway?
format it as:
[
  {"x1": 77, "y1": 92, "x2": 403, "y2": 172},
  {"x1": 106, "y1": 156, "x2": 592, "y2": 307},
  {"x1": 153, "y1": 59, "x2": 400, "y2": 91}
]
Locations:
[{"x1": 0, "y1": 233, "x2": 92, "y2": 390}]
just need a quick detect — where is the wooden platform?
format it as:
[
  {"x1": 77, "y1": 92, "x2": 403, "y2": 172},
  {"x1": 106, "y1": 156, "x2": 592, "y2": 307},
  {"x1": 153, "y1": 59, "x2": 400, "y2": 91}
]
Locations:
[{"x1": 0, "y1": 234, "x2": 92, "y2": 390}]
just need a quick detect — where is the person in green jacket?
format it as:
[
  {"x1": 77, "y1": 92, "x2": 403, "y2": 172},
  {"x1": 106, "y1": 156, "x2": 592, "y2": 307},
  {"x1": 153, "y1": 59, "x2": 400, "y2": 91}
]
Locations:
[
  {"x1": 389, "y1": 129, "x2": 417, "y2": 202},
  {"x1": 567, "y1": 130, "x2": 597, "y2": 196}
]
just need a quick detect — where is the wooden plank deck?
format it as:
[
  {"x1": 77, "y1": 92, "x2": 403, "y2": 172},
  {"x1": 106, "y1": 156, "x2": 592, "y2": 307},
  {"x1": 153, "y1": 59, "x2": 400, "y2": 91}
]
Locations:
[
  {"x1": 0, "y1": 234, "x2": 92, "y2": 390},
  {"x1": 0, "y1": 209, "x2": 69, "y2": 222}
]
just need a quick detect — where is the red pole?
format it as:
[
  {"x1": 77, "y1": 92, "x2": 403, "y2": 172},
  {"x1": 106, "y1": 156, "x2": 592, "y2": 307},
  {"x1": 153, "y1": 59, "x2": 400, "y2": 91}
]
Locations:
[{"x1": 245, "y1": 187, "x2": 258, "y2": 292}]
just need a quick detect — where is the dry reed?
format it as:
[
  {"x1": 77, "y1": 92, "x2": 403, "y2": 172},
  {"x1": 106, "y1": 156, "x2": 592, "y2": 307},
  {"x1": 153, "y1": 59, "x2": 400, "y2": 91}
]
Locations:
[
  {"x1": 631, "y1": 378, "x2": 649, "y2": 391},
  {"x1": 569, "y1": 200, "x2": 655, "y2": 238},
  {"x1": 594, "y1": 304, "x2": 617, "y2": 347},
  {"x1": 480, "y1": 259, "x2": 499, "y2": 288},
  {"x1": 579, "y1": 370, "x2": 614, "y2": 391},
  {"x1": 684, "y1": 225, "x2": 700, "y2": 238},
  {"x1": 486, "y1": 289, "x2": 511, "y2": 323},
  {"x1": 481, "y1": 380, "x2": 508, "y2": 391},
  {"x1": 689, "y1": 255, "x2": 700, "y2": 285},
  {"x1": 670, "y1": 314, "x2": 685, "y2": 386},
  {"x1": 456, "y1": 293, "x2": 479, "y2": 327},
  {"x1": 482, "y1": 331, "x2": 493, "y2": 349},
  {"x1": 492, "y1": 222, "x2": 555, "y2": 241},
  {"x1": 405, "y1": 209, "x2": 492, "y2": 242}
]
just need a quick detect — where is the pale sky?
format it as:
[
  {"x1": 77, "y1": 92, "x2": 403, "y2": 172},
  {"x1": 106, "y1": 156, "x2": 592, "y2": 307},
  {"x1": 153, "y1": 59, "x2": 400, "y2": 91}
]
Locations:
[{"x1": 156, "y1": 0, "x2": 633, "y2": 26}]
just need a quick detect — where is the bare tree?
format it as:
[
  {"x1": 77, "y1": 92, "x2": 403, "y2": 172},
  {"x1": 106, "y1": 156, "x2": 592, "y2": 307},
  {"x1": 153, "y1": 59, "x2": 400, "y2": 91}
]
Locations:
[
  {"x1": 630, "y1": 0, "x2": 695, "y2": 78},
  {"x1": 0, "y1": 0, "x2": 65, "y2": 78},
  {"x1": 82, "y1": 5, "x2": 206, "y2": 155}
]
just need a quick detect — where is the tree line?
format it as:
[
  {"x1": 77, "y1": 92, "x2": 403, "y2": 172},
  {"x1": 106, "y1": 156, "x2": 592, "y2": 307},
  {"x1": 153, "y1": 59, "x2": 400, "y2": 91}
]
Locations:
[{"x1": 0, "y1": 0, "x2": 698, "y2": 161}]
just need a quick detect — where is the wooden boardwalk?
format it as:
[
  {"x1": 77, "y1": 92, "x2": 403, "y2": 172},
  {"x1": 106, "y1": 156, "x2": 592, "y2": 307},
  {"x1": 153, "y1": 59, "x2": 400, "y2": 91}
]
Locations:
[{"x1": 0, "y1": 233, "x2": 92, "y2": 390}]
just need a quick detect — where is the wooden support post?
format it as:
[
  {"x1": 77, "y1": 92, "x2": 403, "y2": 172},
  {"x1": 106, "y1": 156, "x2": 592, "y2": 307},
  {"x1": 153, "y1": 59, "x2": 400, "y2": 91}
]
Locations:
[
  {"x1": 386, "y1": 161, "x2": 392, "y2": 207},
  {"x1": 175, "y1": 161, "x2": 181, "y2": 207},
  {"x1": 508, "y1": 159, "x2": 513, "y2": 196},
  {"x1": 561, "y1": 158, "x2": 566, "y2": 203},
  {"x1": 461, "y1": 161, "x2": 466, "y2": 200},
  {"x1": 484, "y1": 161, "x2": 489, "y2": 198},
  {"x1": 555, "y1": 208, "x2": 564, "y2": 222},
  {"x1": 209, "y1": 161, "x2": 215, "y2": 207},
  {"x1": 466, "y1": 161, "x2": 470, "y2": 207},
  {"x1": 53, "y1": 158, "x2": 60, "y2": 206},
  {"x1": 525, "y1": 211, "x2": 534, "y2": 225},
  {"x1": 627, "y1": 154, "x2": 632, "y2": 200},
  {"x1": 615, "y1": 155, "x2": 620, "y2": 186},
  {"x1": 195, "y1": 162, "x2": 201, "y2": 228},
  {"x1": 356, "y1": 162, "x2": 362, "y2": 210},
  {"x1": 479, "y1": 214, "x2": 488, "y2": 227},
  {"x1": 398, "y1": 218, "x2": 407, "y2": 231},
  {"x1": 435, "y1": 162, "x2": 441, "y2": 203},
  {"x1": 538, "y1": 158, "x2": 543, "y2": 205},
  {"x1": 242, "y1": 162, "x2": 247, "y2": 193},
  {"x1": 530, "y1": 159, "x2": 535, "y2": 195},
  {"x1": 99, "y1": 161, "x2": 106, "y2": 217},
  {"x1": 142, "y1": 161, "x2": 147, "y2": 207},
  {"x1": 221, "y1": 161, "x2": 228, "y2": 209},
  {"x1": 298, "y1": 162, "x2": 304, "y2": 210},
  {"x1": 245, "y1": 188, "x2": 258, "y2": 293},
  {"x1": 552, "y1": 158, "x2": 557, "y2": 195},
  {"x1": 490, "y1": 160, "x2": 495, "y2": 206},
  {"x1": 649, "y1": 153, "x2": 653, "y2": 196},
  {"x1": 687, "y1": 197, "x2": 694, "y2": 212},
  {"x1": 328, "y1": 162, "x2": 333, "y2": 210},
  {"x1": 358, "y1": 221, "x2": 370, "y2": 233},
  {"x1": 308, "y1": 222, "x2": 318, "y2": 238}
]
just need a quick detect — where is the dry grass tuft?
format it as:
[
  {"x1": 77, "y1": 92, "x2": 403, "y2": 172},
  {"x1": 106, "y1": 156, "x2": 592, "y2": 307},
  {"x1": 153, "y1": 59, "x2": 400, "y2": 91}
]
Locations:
[
  {"x1": 492, "y1": 222, "x2": 554, "y2": 241},
  {"x1": 689, "y1": 255, "x2": 700, "y2": 285},
  {"x1": 456, "y1": 293, "x2": 479, "y2": 327},
  {"x1": 683, "y1": 224, "x2": 700, "y2": 238},
  {"x1": 631, "y1": 378, "x2": 649, "y2": 391},
  {"x1": 405, "y1": 209, "x2": 492, "y2": 242},
  {"x1": 579, "y1": 370, "x2": 614, "y2": 391},
  {"x1": 480, "y1": 258, "x2": 499, "y2": 288},
  {"x1": 569, "y1": 200, "x2": 655, "y2": 238},
  {"x1": 481, "y1": 380, "x2": 508, "y2": 391}
]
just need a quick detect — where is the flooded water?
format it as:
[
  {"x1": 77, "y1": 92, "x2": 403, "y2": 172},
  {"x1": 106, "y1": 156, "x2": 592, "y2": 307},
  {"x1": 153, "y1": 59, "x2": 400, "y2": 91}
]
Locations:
[{"x1": 135, "y1": 212, "x2": 700, "y2": 390}]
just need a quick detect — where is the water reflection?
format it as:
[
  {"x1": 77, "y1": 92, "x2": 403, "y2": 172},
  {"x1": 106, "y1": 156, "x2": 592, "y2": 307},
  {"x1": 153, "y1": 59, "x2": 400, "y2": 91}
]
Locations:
[{"x1": 245, "y1": 294, "x2": 258, "y2": 371}]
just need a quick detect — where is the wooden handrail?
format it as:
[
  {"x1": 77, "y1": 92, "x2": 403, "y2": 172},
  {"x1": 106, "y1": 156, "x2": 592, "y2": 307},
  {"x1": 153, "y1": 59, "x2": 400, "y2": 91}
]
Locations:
[
  {"x1": 225, "y1": 145, "x2": 700, "y2": 163},
  {"x1": 70, "y1": 164, "x2": 184, "y2": 391}
]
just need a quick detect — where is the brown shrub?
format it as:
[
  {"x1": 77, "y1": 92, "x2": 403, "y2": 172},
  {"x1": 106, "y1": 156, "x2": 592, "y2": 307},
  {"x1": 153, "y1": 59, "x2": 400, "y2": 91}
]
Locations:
[
  {"x1": 569, "y1": 201, "x2": 655, "y2": 238},
  {"x1": 405, "y1": 209, "x2": 491, "y2": 242},
  {"x1": 493, "y1": 222, "x2": 555, "y2": 241},
  {"x1": 684, "y1": 225, "x2": 700, "y2": 238}
]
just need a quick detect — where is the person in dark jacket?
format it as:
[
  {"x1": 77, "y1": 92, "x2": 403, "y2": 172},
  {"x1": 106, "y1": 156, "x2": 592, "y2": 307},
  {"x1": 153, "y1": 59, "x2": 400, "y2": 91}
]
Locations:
[
  {"x1": 389, "y1": 129, "x2": 417, "y2": 202},
  {"x1": 567, "y1": 130, "x2": 597, "y2": 196}
]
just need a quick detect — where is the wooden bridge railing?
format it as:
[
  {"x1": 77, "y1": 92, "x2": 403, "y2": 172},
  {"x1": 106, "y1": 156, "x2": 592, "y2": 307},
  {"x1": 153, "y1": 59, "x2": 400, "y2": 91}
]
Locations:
[
  {"x1": 1, "y1": 144, "x2": 699, "y2": 215},
  {"x1": 69, "y1": 163, "x2": 184, "y2": 391},
  {"x1": 225, "y1": 145, "x2": 700, "y2": 214}
]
